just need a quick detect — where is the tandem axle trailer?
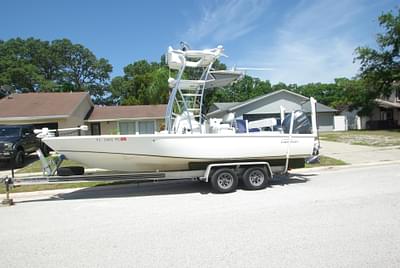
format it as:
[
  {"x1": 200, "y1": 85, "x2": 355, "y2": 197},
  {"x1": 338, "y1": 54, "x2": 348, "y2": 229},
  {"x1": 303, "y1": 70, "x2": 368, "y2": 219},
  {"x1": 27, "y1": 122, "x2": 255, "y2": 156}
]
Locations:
[{"x1": 2, "y1": 143, "x2": 317, "y2": 205}]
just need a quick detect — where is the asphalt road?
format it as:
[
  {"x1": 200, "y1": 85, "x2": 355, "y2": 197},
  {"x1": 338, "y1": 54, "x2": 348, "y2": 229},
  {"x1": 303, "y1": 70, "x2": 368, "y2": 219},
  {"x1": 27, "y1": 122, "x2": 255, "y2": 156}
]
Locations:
[{"x1": 1, "y1": 164, "x2": 400, "y2": 268}]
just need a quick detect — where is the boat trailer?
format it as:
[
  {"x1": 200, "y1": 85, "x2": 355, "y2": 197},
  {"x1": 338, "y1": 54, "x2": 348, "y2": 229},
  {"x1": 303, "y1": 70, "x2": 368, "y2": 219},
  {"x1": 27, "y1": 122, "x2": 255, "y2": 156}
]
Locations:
[{"x1": 1, "y1": 145, "x2": 299, "y2": 205}]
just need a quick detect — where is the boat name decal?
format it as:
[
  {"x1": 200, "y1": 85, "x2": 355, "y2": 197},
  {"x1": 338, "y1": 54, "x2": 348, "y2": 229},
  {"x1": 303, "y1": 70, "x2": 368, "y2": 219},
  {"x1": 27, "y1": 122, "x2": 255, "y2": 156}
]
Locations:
[
  {"x1": 280, "y1": 139, "x2": 299, "y2": 144},
  {"x1": 95, "y1": 137, "x2": 128, "y2": 142}
]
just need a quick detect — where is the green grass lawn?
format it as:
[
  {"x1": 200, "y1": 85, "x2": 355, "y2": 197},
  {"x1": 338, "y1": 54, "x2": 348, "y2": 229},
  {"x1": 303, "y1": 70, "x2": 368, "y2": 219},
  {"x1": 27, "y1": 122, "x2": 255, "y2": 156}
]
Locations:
[
  {"x1": 305, "y1": 155, "x2": 347, "y2": 168},
  {"x1": 1, "y1": 181, "x2": 106, "y2": 194},
  {"x1": 0, "y1": 180, "x2": 146, "y2": 194},
  {"x1": 320, "y1": 130, "x2": 400, "y2": 147},
  {"x1": 16, "y1": 156, "x2": 85, "y2": 174}
]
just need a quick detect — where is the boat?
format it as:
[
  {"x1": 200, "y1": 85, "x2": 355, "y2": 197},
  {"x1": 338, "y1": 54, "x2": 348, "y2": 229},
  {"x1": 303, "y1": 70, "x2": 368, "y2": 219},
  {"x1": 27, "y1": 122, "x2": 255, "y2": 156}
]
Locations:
[{"x1": 40, "y1": 43, "x2": 319, "y2": 172}]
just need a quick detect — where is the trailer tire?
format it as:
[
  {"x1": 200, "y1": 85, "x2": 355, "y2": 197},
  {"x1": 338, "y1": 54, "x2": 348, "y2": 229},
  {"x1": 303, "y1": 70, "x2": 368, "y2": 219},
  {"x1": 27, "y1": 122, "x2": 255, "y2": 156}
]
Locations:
[
  {"x1": 242, "y1": 167, "x2": 269, "y2": 190},
  {"x1": 57, "y1": 166, "x2": 85, "y2": 176},
  {"x1": 210, "y1": 168, "x2": 238, "y2": 193}
]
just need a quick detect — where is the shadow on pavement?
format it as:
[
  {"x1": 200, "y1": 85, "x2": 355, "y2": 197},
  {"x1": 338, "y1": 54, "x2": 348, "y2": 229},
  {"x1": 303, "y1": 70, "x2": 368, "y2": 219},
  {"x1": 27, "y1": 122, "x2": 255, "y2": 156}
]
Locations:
[
  {"x1": 58, "y1": 179, "x2": 212, "y2": 200},
  {"x1": 16, "y1": 172, "x2": 315, "y2": 204},
  {"x1": 0, "y1": 154, "x2": 38, "y2": 172},
  {"x1": 271, "y1": 172, "x2": 316, "y2": 186}
]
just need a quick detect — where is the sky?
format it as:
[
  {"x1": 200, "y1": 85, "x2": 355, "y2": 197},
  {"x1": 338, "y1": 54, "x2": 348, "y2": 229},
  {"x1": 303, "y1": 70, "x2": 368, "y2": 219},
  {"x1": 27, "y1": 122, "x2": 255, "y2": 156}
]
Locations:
[{"x1": 1, "y1": 0, "x2": 398, "y2": 85}]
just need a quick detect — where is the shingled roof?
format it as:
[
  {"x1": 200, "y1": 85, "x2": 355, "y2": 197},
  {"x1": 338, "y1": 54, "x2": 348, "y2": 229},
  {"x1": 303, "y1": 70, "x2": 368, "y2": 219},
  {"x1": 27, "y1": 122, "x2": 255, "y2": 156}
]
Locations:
[
  {"x1": 0, "y1": 92, "x2": 91, "y2": 120},
  {"x1": 87, "y1": 104, "x2": 167, "y2": 122}
]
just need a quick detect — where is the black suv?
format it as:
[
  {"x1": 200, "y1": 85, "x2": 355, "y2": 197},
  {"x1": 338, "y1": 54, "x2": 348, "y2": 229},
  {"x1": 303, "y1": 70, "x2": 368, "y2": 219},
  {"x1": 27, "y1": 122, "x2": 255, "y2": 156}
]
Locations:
[{"x1": 0, "y1": 125, "x2": 43, "y2": 168}]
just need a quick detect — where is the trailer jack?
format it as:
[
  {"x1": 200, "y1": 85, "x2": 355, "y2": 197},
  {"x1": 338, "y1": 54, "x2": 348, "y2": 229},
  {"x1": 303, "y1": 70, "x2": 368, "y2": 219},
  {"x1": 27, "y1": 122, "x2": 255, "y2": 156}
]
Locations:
[{"x1": 1, "y1": 176, "x2": 14, "y2": 206}]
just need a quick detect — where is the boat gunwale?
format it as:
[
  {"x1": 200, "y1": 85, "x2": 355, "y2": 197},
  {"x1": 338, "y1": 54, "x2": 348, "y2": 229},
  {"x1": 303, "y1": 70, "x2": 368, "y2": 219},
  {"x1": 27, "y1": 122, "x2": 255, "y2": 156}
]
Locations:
[{"x1": 43, "y1": 132, "x2": 316, "y2": 141}]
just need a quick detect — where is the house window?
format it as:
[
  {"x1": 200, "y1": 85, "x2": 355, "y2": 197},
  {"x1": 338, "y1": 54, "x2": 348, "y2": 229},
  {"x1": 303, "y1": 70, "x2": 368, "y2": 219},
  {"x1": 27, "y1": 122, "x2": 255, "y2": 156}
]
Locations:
[
  {"x1": 91, "y1": 123, "x2": 101, "y2": 135},
  {"x1": 387, "y1": 110, "x2": 394, "y2": 120},
  {"x1": 138, "y1": 121, "x2": 155, "y2": 134},
  {"x1": 119, "y1": 120, "x2": 156, "y2": 134},
  {"x1": 119, "y1": 121, "x2": 136, "y2": 134},
  {"x1": 380, "y1": 110, "x2": 387, "y2": 120}
]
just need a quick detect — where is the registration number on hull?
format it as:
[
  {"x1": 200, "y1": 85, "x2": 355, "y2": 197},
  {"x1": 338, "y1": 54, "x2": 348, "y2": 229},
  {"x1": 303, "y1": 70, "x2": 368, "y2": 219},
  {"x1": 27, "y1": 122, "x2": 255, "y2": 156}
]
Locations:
[{"x1": 95, "y1": 137, "x2": 128, "y2": 142}]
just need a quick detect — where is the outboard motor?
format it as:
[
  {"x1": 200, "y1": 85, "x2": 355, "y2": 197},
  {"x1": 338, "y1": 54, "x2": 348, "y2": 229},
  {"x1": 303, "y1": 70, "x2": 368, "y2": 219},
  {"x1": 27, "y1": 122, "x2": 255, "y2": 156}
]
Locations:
[{"x1": 281, "y1": 110, "x2": 312, "y2": 134}]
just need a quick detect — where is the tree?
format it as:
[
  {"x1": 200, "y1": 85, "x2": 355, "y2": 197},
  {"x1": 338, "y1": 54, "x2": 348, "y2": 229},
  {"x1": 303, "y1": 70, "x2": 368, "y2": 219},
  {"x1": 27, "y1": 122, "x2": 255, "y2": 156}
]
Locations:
[
  {"x1": 333, "y1": 78, "x2": 372, "y2": 113},
  {"x1": 292, "y1": 79, "x2": 373, "y2": 113},
  {"x1": 47, "y1": 39, "x2": 113, "y2": 103},
  {"x1": 0, "y1": 38, "x2": 112, "y2": 103},
  {"x1": 204, "y1": 75, "x2": 273, "y2": 111},
  {"x1": 110, "y1": 58, "x2": 230, "y2": 106},
  {"x1": 110, "y1": 60, "x2": 169, "y2": 105},
  {"x1": 295, "y1": 82, "x2": 340, "y2": 106},
  {"x1": 355, "y1": 8, "x2": 400, "y2": 110},
  {"x1": 0, "y1": 38, "x2": 45, "y2": 92}
]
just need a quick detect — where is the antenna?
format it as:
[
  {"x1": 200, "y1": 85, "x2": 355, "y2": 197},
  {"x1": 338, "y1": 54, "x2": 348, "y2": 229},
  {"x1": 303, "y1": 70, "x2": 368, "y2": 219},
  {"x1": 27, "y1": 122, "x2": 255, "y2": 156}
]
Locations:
[{"x1": 230, "y1": 66, "x2": 274, "y2": 76}]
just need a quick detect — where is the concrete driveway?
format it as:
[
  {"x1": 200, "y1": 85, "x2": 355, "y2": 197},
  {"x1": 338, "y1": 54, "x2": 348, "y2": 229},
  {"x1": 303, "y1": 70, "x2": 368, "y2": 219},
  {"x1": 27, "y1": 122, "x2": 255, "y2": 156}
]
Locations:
[{"x1": 320, "y1": 140, "x2": 400, "y2": 165}]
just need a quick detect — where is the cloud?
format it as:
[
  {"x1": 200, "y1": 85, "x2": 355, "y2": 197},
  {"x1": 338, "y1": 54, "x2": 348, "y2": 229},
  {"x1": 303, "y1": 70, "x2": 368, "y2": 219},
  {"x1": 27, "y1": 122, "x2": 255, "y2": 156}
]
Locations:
[
  {"x1": 238, "y1": 0, "x2": 372, "y2": 85},
  {"x1": 179, "y1": 0, "x2": 391, "y2": 85},
  {"x1": 182, "y1": 0, "x2": 268, "y2": 46},
  {"x1": 262, "y1": 37, "x2": 360, "y2": 85}
]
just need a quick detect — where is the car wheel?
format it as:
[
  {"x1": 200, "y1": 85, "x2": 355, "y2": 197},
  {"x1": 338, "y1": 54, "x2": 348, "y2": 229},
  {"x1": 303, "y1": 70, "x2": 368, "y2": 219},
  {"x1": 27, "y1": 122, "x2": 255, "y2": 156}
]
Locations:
[{"x1": 13, "y1": 150, "x2": 25, "y2": 168}]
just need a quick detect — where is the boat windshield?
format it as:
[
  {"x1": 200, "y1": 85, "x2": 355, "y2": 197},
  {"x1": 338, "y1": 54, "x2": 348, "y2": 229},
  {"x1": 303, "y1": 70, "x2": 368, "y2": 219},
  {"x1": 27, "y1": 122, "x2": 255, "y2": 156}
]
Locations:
[{"x1": 0, "y1": 127, "x2": 20, "y2": 137}]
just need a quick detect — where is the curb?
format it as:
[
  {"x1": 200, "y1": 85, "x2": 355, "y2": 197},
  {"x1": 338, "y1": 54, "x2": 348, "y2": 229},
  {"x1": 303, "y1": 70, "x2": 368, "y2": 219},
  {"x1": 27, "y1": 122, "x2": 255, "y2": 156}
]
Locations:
[{"x1": 293, "y1": 160, "x2": 400, "y2": 173}]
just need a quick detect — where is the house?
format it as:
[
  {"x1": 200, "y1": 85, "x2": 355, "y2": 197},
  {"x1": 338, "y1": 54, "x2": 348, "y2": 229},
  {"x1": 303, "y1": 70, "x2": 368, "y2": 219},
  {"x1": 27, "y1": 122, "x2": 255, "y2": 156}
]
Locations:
[
  {"x1": 207, "y1": 89, "x2": 337, "y2": 132},
  {"x1": 0, "y1": 92, "x2": 166, "y2": 135},
  {"x1": 341, "y1": 89, "x2": 400, "y2": 130},
  {"x1": 0, "y1": 90, "x2": 338, "y2": 133},
  {"x1": 366, "y1": 89, "x2": 400, "y2": 129},
  {"x1": 0, "y1": 92, "x2": 92, "y2": 130},
  {"x1": 86, "y1": 105, "x2": 166, "y2": 135}
]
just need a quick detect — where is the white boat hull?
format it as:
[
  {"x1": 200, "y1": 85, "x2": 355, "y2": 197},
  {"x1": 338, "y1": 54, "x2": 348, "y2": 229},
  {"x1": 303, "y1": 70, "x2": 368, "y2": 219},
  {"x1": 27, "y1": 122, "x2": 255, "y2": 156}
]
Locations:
[{"x1": 43, "y1": 133, "x2": 315, "y2": 172}]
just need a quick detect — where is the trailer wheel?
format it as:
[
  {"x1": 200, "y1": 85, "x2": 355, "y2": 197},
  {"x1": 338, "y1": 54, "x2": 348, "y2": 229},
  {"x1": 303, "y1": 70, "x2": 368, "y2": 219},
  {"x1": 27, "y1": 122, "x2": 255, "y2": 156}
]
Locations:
[
  {"x1": 242, "y1": 167, "x2": 269, "y2": 190},
  {"x1": 210, "y1": 168, "x2": 238, "y2": 193},
  {"x1": 57, "y1": 166, "x2": 85, "y2": 176}
]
